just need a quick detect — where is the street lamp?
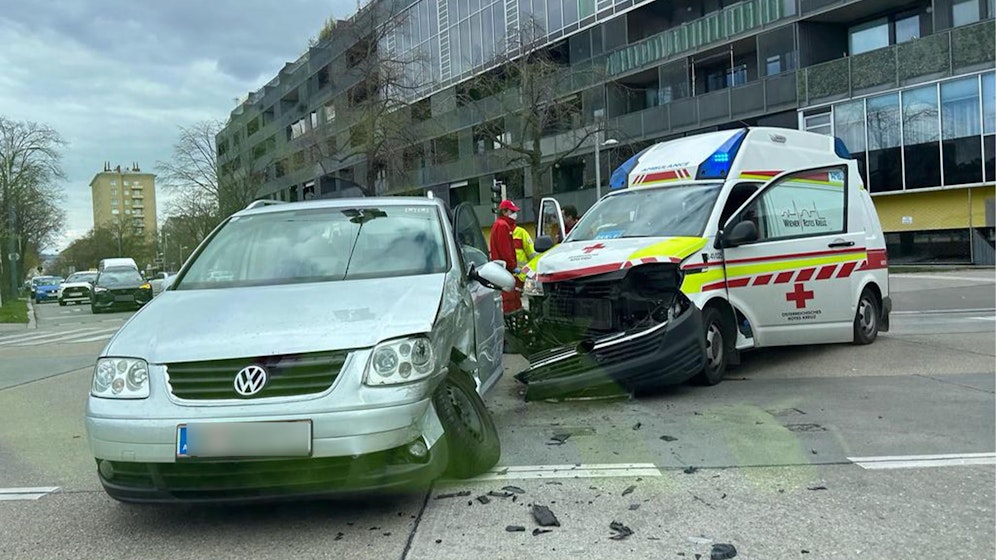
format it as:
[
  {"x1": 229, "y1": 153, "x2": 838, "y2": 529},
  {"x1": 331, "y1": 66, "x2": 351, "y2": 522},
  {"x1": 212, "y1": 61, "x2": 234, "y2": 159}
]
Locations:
[{"x1": 594, "y1": 135, "x2": 619, "y2": 201}]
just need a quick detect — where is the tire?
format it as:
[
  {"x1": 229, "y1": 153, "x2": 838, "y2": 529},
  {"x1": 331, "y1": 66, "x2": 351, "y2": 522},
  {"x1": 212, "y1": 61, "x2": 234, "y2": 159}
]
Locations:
[
  {"x1": 91, "y1": 305, "x2": 101, "y2": 315},
  {"x1": 432, "y1": 371, "x2": 501, "y2": 479},
  {"x1": 695, "y1": 306, "x2": 728, "y2": 386},
  {"x1": 59, "y1": 300, "x2": 66, "y2": 306},
  {"x1": 853, "y1": 288, "x2": 880, "y2": 345}
]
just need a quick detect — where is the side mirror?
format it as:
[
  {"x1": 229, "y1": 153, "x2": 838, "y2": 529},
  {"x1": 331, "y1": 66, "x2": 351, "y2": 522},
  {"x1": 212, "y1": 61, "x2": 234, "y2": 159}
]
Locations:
[
  {"x1": 470, "y1": 261, "x2": 516, "y2": 292},
  {"x1": 722, "y1": 221, "x2": 759, "y2": 248},
  {"x1": 534, "y1": 235, "x2": 556, "y2": 253}
]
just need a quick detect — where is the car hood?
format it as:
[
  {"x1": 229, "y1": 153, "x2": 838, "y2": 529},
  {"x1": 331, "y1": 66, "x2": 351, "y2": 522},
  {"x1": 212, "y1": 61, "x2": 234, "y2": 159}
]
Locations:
[
  {"x1": 61, "y1": 281, "x2": 93, "y2": 289},
  {"x1": 105, "y1": 274, "x2": 447, "y2": 363},
  {"x1": 98, "y1": 282, "x2": 146, "y2": 290},
  {"x1": 527, "y1": 236, "x2": 708, "y2": 283},
  {"x1": 36, "y1": 284, "x2": 60, "y2": 290}
]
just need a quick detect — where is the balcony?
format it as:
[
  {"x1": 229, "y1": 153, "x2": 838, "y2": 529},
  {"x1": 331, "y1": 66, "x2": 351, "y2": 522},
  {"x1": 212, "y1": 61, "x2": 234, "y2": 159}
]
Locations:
[{"x1": 797, "y1": 20, "x2": 994, "y2": 107}]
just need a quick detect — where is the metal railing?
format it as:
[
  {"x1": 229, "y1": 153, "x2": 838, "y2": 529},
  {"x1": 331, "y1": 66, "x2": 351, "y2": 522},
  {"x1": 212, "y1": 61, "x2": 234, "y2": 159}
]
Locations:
[{"x1": 797, "y1": 20, "x2": 995, "y2": 107}]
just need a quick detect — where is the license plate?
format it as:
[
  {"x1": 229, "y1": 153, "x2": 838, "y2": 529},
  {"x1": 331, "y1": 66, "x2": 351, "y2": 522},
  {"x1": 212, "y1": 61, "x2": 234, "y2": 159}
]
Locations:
[
  {"x1": 114, "y1": 295, "x2": 134, "y2": 302},
  {"x1": 176, "y1": 420, "x2": 312, "y2": 458}
]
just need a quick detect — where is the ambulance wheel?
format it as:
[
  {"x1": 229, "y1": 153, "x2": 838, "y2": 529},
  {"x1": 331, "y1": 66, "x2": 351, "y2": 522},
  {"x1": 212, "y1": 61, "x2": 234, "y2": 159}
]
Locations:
[
  {"x1": 433, "y1": 371, "x2": 500, "y2": 479},
  {"x1": 853, "y1": 288, "x2": 879, "y2": 345},
  {"x1": 696, "y1": 307, "x2": 728, "y2": 386}
]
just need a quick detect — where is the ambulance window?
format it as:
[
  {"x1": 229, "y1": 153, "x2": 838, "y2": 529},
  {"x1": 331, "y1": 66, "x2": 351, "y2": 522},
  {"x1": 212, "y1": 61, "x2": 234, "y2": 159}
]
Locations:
[
  {"x1": 736, "y1": 166, "x2": 847, "y2": 242},
  {"x1": 719, "y1": 182, "x2": 760, "y2": 227}
]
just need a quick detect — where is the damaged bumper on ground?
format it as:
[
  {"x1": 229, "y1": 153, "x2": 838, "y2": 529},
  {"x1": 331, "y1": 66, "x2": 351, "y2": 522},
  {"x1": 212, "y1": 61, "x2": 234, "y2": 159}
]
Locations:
[{"x1": 515, "y1": 303, "x2": 705, "y2": 401}]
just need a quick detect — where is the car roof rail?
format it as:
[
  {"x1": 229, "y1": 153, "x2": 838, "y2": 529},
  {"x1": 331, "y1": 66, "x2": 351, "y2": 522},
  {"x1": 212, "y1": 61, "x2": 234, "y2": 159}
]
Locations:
[{"x1": 244, "y1": 199, "x2": 287, "y2": 210}]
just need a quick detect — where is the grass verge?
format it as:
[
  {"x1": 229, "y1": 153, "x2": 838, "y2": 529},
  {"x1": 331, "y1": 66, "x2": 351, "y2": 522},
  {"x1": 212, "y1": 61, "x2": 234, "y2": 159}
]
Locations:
[{"x1": 0, "y1": 298, "x2": 28, "y2": 324}]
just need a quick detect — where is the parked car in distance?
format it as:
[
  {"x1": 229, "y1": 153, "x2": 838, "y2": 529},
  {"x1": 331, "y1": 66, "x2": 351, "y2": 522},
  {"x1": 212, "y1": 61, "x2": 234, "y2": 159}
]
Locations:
[
  {"x1": 149, "y1": 272, "x2": 176, "y2": 296},
  {"x1": 32, "y1": 276, "x2": 64, "y2": 304},
  {"x1": 59, "y1": 271, "x2": 99, "y2": 306},
  {"x1": 85, "y1": 197, "x2": 516, "y2": 503},
  {"x1": 90, "y1": 267, "x2": 153, "y2": 314},
  {"x1": 98, "y1": 258, "x2": 138, "y2": 271}
]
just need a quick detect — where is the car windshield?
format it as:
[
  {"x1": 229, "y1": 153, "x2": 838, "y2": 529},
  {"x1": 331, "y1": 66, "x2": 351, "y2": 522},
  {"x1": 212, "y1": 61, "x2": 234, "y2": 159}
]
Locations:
[
  {"x1": 175, "y1": 205, "x2": 449, "y2": 290},
  {"x1": 97, "y1": 268, "x2": 144, "y2": 286},
  {"x1": 566, "y1": 183, "x2": 724, "y2": 242},
  {"x1": 66, "y1": 273, "x2": 97, "y2": 283},
  {"x1": 33, "y1": 276, "x2": 62, "y2": 286}
]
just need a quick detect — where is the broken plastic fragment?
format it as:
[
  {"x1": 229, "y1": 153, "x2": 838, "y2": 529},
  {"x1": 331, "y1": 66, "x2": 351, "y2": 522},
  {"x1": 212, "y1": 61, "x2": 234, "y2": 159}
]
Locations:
[
  {"x1": 621, "y1": 485, "x2": 636, "y2": 497},
  {"x1": 683, "y1": 466, "x2": 699, "y2": 474},
  {"x1": 807, "y1": 486, "x2": 828, "y2": 491},
  {"x1": 435, "y1": 490, "x2": 472, "y2": 499},
  {"x1": 502, "y1": 485, "x2": 526, "y2": 494},
  {"x1": 532, "y1": 504, "x2": 561, "y2": 527},
  {"x1": 628, "y1": 504, "x2": 640, "y2": 511},
  {"x1": 548, "y1": 433, "x2": 571, "y2": 445},
  {"x1": 660, "y1": 435, "x2": 679, "y2": 442},
  {"x1": 710, "y1": 543, "x2": 738, "y2": 559},
  {"x1": 609, "y1": 521, "x2": 634, "y2": 540},
  {"x1": 476, "y1": 495, "x2": 491, "y2": 504},
  {"x1": 488, "y1": 491, "x2": 514, "y2": 498},
  {"x1": 506, "y1": 525, "x2": 526, "y2": 532},
  {"x1": 633, "y1": 422, "x2": 642, "y2": 431},
  {"x1": 532, "y1": 528, "x2": 553, "y2": 536}
]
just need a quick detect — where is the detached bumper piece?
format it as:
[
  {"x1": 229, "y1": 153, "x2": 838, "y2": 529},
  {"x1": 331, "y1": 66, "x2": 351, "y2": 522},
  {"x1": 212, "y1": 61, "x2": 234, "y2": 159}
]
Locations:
[
  {"x1": 97, "y1": 439, "x2": 448, "y2": 504},
  {"x1": 515, "y1": 306, "x2": 705, "y2": 401}
]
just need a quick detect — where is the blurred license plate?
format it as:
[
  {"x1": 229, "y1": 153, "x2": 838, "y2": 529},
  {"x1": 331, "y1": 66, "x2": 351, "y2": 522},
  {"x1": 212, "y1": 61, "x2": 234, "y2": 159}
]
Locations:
[
  {"x1": 176, "y1": 421, "x2": 312, "y2": 458},
  {"x1": 114, "y1": 295, "x2": 134, "y2": 302}
]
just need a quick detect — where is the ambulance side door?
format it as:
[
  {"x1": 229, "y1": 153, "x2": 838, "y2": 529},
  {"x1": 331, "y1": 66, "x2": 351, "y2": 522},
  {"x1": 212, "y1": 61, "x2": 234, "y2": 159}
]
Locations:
[
  {"x1": 720, "y1": 165, "x2": 861, "y2": 346},
  {"x1": 537, "y1": 198, "x2": 566, "y2": 244}
]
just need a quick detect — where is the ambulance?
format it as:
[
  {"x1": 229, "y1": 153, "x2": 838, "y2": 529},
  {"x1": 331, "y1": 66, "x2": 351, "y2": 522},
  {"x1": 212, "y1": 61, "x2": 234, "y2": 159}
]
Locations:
[{"x1": 516, "y1": 127, "x2": 891, "y2": 400}]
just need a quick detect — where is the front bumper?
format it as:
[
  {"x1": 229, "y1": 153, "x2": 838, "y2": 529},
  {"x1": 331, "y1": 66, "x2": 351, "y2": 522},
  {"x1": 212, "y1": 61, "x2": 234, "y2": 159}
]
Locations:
[
  {"x1": 86, "y1": 357, "x2": 451, "y2": 502},
  {"x1": 92, "y1": 290, "x2": 152, "y2": 309},
  {"x1": 515, "y1": 305, "x2": 705, "y2": 400},
  {"x1": 35, "y1": 291, "x2": 58, "y2": 301},
  {"x1": 881, "y1": 295, "x2": 892, "y2": 332},
  {"x1": 60, "y1": 289, "x2": 91, "y2": 303}
]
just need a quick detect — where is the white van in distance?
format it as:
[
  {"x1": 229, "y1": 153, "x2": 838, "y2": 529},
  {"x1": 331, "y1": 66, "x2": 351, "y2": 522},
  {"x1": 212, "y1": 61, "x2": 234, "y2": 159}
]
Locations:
[{"x1": 519, "y1": 127, "x2": 891, "y2": 400}]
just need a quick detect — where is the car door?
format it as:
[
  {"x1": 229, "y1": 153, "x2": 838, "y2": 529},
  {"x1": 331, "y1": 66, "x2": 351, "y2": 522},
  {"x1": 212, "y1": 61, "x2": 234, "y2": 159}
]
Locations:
[
  {"x1": 721, "y1": 165, "x2": 862, "y2": 346},
  {"x1": 537, "y1": 197, "x2": 566, "y2": 243},
  {"x1": 452, "y1": 203, "x2": 504, "y2": 390}
]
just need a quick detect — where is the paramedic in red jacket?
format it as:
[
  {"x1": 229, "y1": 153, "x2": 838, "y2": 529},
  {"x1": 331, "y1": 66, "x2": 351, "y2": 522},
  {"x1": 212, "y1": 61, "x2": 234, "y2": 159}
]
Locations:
[{"x1": 490, "y1": 199, "x2": 522, "y2": 313}]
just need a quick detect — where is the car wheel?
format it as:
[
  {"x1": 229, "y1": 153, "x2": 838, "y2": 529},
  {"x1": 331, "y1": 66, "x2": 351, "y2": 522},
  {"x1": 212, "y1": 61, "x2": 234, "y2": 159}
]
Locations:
[
  {"x1": 432, "y1": 371, "x2": 500, "y2": 479},
  {"x1": 91, "y1": 305, "x2": 100, "y2": 315},
  {"x1": 59, "y1": 300, "x2": 66, "y2": 306},
  {"x1": 695, "y1": 306, "x2": 728, "y2": 386},
  {"x1": 853, "y1": 288, "x2": 879, "y2": 345}
]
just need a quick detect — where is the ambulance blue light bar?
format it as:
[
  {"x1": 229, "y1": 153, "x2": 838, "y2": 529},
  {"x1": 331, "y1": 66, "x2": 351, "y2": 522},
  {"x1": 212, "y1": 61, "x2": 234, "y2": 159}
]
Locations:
[
  {"x1": 696, "y1": 129, "x2": 747, "y2": 180},
  {"x1": 609, "y1": 146, "x2": 651, "y2": 190},
  {"x1": 834, "y1": 137, "x2": 854, "y2": 159}
]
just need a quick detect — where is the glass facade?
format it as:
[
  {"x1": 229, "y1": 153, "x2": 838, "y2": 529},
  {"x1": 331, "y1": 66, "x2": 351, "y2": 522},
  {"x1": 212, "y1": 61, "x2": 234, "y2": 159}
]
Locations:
[{"x1": 805, "y1": 72, "x2": 996, "y2": 193}]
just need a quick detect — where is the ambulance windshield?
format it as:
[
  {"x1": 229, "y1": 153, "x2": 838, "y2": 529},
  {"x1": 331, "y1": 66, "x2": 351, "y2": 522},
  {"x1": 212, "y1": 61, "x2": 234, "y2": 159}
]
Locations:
[{"x1": 567, "y1": 183, "x2": 723, "y2": 242}]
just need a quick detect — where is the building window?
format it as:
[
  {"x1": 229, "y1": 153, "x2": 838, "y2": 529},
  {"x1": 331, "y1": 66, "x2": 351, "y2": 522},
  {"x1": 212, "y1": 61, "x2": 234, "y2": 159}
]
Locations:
[
  {"x1": 111, "y1": 209, "x2": 119, "y2": 215},
  {"x1": 849, "y1": 18, "x2": 889, "y2": 55},
  {"x1": 834, "y1": 100, "x2": 868, "y2": 185},
  {"x1": 894, "y1": 14, "x2": 920, "y2": 43},
  {"x1": 902, "y1": 85, "x2": 941, "y2": 189},
  {"x1": 804, "y1": 112, "x2": 832, "y2": 136},
  {"x1": 952, "y1": 0, "x2": 981, "y2": 26},
  {"x1": 325, "y1": 102, "x2": 336, "y2": 124},
  {"x1": 111, "y1": 198, "x2": 119, "y2": 205},
  {"x1": 125, "y1": 199, "x2": 131, "y2": 205},
  {"x1": 982, "y1": 73, "x2": 995, "y2": 181},
  {"x1": 109, "y1": 179, "x2": 117, "y2": 186},
  {"x1": 866, "y1": 93, "x2": 903, "y2": 192},
  {"x1": 941, "y1": 77, "x2": 983, "y2": 186}
]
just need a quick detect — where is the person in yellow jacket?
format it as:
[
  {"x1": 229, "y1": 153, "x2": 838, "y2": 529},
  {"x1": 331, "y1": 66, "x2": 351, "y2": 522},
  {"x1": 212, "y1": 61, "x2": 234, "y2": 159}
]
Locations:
[{"x1": 512, "y1": 226, "x2": 537, "y2": 282}]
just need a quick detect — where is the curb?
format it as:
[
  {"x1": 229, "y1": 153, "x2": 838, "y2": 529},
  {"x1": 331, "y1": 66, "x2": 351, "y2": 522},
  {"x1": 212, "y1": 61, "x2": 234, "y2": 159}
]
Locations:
[{"x1": 26, "y1": 298, "x2": 37, "y2": 329}]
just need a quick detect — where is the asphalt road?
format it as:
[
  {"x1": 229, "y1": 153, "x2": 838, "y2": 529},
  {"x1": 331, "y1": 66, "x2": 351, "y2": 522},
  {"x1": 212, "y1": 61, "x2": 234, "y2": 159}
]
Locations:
[{"x1": 0, "y1": 271, "x2": 992, "y2": 560}]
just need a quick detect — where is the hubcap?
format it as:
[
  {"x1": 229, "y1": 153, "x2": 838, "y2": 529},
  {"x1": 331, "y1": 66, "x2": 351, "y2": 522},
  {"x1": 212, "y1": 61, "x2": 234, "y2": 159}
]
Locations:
[
  {"x1": 858, "y1": 298, "x2": 876, "y2": 335},
  {"x1": 446, "y1": 383, "x2": 484, "y2": 442},
  {"x1": 705, "y1": 323, "x2": 724, "y2": 369}
]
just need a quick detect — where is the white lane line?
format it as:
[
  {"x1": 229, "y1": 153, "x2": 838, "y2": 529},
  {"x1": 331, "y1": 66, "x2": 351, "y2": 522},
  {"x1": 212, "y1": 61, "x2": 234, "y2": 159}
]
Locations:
[
  {"x1": 0, "y1": 328, "x2": 97, "y2": 345},
  {"x1": 466, "y1": 463, "x2": 663, "y2": 482},
  {"x1": 892, "y1": 308, "x2": 995, "y2": 315},
  {"x1": 0, "y1": 487, "x2": 60, "y2": 501},
  {"x1": 15, "y1": 327, "x2": 120, "y2": 346},
  {"x1": 890, "y1": 274, "x2": 996, "y2": 282},
  {"x1": 849, "y1": 452, "x2": 996, "y2": 470}
]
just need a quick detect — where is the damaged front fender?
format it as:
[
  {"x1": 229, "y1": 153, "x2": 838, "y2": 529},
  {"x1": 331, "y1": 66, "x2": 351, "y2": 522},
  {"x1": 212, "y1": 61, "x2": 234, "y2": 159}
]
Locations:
[{"x1": 515, "y1": 303, "x2": 706, "y2": 401}]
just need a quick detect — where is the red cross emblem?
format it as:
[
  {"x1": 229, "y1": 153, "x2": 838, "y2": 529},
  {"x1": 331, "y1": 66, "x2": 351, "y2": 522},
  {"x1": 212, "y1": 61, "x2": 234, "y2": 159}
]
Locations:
[
  {"x1": 583, "y1": 243, "x2": 606, "y2": 254},
  {"x1": 785, "y1": 282, "x2": 815, "y2": 309}
]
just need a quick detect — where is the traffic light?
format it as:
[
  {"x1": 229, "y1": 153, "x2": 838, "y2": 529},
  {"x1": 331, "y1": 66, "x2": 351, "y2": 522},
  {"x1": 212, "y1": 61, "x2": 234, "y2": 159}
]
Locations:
[{"x1": 490, "y1": 180, "x2": 506, "y2": 214}]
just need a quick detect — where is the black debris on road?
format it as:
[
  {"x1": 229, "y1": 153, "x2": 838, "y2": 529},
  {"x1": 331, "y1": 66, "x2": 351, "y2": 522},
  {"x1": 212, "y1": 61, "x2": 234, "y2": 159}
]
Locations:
[
  {"x1": 532, "y1": 528, "x2": 553, "y2": 536},
  {"x1": 435, "y1": 491, "x2": 471, "y2": 500},
  {"x1": 609, "y1": 521, "x2": 634, "y2": 540},
  {"x1": 628, "y1": 504, "x2": 641, "y2": 511},
  {"x1": 633, "y1": 422, "x2": 642, "y2": 431},
  {"x1": 807, "y1": 486, "x2": 828, "y2": 491},
  {"x1": 621, "y1": 485, "x2": 636, "y2": 496},
  {"x1": 476, "y1": 495, "x2": 491, "y2": 504},
  {"x1": 711, "y1": 543, "x2": 738, "y2": 559},
  {"x1": 683, "y1": 466, "x2": 699, "y2": 474},
  {"x1": 532, "y1": 505, "x2": 561, "y2": 527},
  {"x1": 506, "y1": 525, "x2": 526, "y2": 532},
  {"x1": 548, "y1": 433, "x2": 571, "y2": 445},
  {"x1": 660, "y1": 435, "x2": 679, "y2": 442},
  {"x1": 488, "y1": 491, "x2": 514, "y2": 498},
  {"x1": 502, "y1": 485, "x2": 526, "y2": 494}
]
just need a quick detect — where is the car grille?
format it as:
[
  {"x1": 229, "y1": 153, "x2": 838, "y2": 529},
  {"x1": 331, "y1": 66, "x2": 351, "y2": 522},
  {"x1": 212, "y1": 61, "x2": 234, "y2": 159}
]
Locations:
[
  {"x1": 526, "y1": 326, "x2": 666, "y2": 381},
  {"x1": 102, "y1": 446, "x2": 419, "y2": 499},
  {"x1": 544, "y1": 280, "x2": 617, "y2": 331},
  {"x1": 165, "y1": 351, "x2": 349, "y2": 400}
]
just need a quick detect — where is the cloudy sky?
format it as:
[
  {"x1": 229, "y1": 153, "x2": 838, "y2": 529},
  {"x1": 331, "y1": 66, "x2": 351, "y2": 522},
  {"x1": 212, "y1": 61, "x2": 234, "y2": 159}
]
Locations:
[{"x1": 0, "y1": 0, "x2": 357, "y2": 252}]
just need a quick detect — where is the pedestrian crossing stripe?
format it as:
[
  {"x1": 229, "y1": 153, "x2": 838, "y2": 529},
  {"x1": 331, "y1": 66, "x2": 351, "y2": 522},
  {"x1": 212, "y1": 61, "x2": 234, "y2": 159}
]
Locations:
[{"x1": 0, "y1": 327, "x2": 121, "y2": 347}]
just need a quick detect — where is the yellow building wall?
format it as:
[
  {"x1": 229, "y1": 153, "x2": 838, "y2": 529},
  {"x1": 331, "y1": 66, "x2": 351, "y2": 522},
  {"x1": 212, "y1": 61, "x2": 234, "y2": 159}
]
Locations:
[{"x1": 872, "y1": 185, "x2": 996, "y2": 232}]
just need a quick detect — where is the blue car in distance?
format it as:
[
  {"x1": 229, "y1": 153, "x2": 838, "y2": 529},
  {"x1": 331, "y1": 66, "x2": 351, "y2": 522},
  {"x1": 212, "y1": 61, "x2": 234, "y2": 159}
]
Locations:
[{"x1": 32, "y1": 276, "x2": 64, "y2": 304}]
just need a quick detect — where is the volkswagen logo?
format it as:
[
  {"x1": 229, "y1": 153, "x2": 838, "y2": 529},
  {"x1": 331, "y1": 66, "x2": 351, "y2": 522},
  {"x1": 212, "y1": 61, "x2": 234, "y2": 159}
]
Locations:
[{"x1": 234, "y1": 365, "x2": 268, "y2": 396}]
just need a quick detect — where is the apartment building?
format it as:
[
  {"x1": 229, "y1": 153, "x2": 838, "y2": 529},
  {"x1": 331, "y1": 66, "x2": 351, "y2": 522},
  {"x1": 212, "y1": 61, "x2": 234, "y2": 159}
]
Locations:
[
  {"x1": 218, "y1": 0, "x2": 995, "y2": 263},
  {"x1": 89, "y1": 163, "x2": 158, "y2": 241}
]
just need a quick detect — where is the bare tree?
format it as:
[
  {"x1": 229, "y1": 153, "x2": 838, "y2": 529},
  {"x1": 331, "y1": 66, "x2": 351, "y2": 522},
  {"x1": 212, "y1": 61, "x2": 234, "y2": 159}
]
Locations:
[
  {"x1": 0, "y1": 116, "x2": 66, "y2": 299},
  {"x1": 458, "y1": 19, "x2": 607, "y2": 202}
]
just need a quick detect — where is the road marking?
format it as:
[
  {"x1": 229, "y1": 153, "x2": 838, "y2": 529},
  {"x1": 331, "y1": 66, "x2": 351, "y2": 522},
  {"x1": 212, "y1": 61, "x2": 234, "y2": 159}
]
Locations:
[
  {"x1": 890, "y1": 274, "x2": 996, "y2": 282},
  {"x1": 466, "y1": 463, "x2": 663, "y2": 482},
  {"x1": 892, "y1": 308, "x2": 995, "y2": 315},
  {"x1": 0, "y1": 328, "x2": 95, "y2": 345},
  {"x1": 16, "y1": 327, "x2": 120, "y2": 346},
  {"x1": 0, "y1": 487, "x2": 60, "y2": 501},
  {"x1": 849, "y1": 452, "x2": 996, "y2": 470}
]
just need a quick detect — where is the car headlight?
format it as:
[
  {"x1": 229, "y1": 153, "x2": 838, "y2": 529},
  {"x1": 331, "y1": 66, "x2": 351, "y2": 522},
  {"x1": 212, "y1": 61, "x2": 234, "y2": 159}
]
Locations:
[
  {"x1": 140, "y1": 283, "x2": 151, "y2": 290},
  {"x1": 91, "y1": 358, "x2": 150, "y2": 399},
  {"x1": 364, "y1": 336, "x2": 436, "y2": 386},
  {"x1": 523, "y1": 277, "x2": 544, "y2": 297},
  {"x1": 93, "y1": 286, "x2": 108, "y2": 293}
]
